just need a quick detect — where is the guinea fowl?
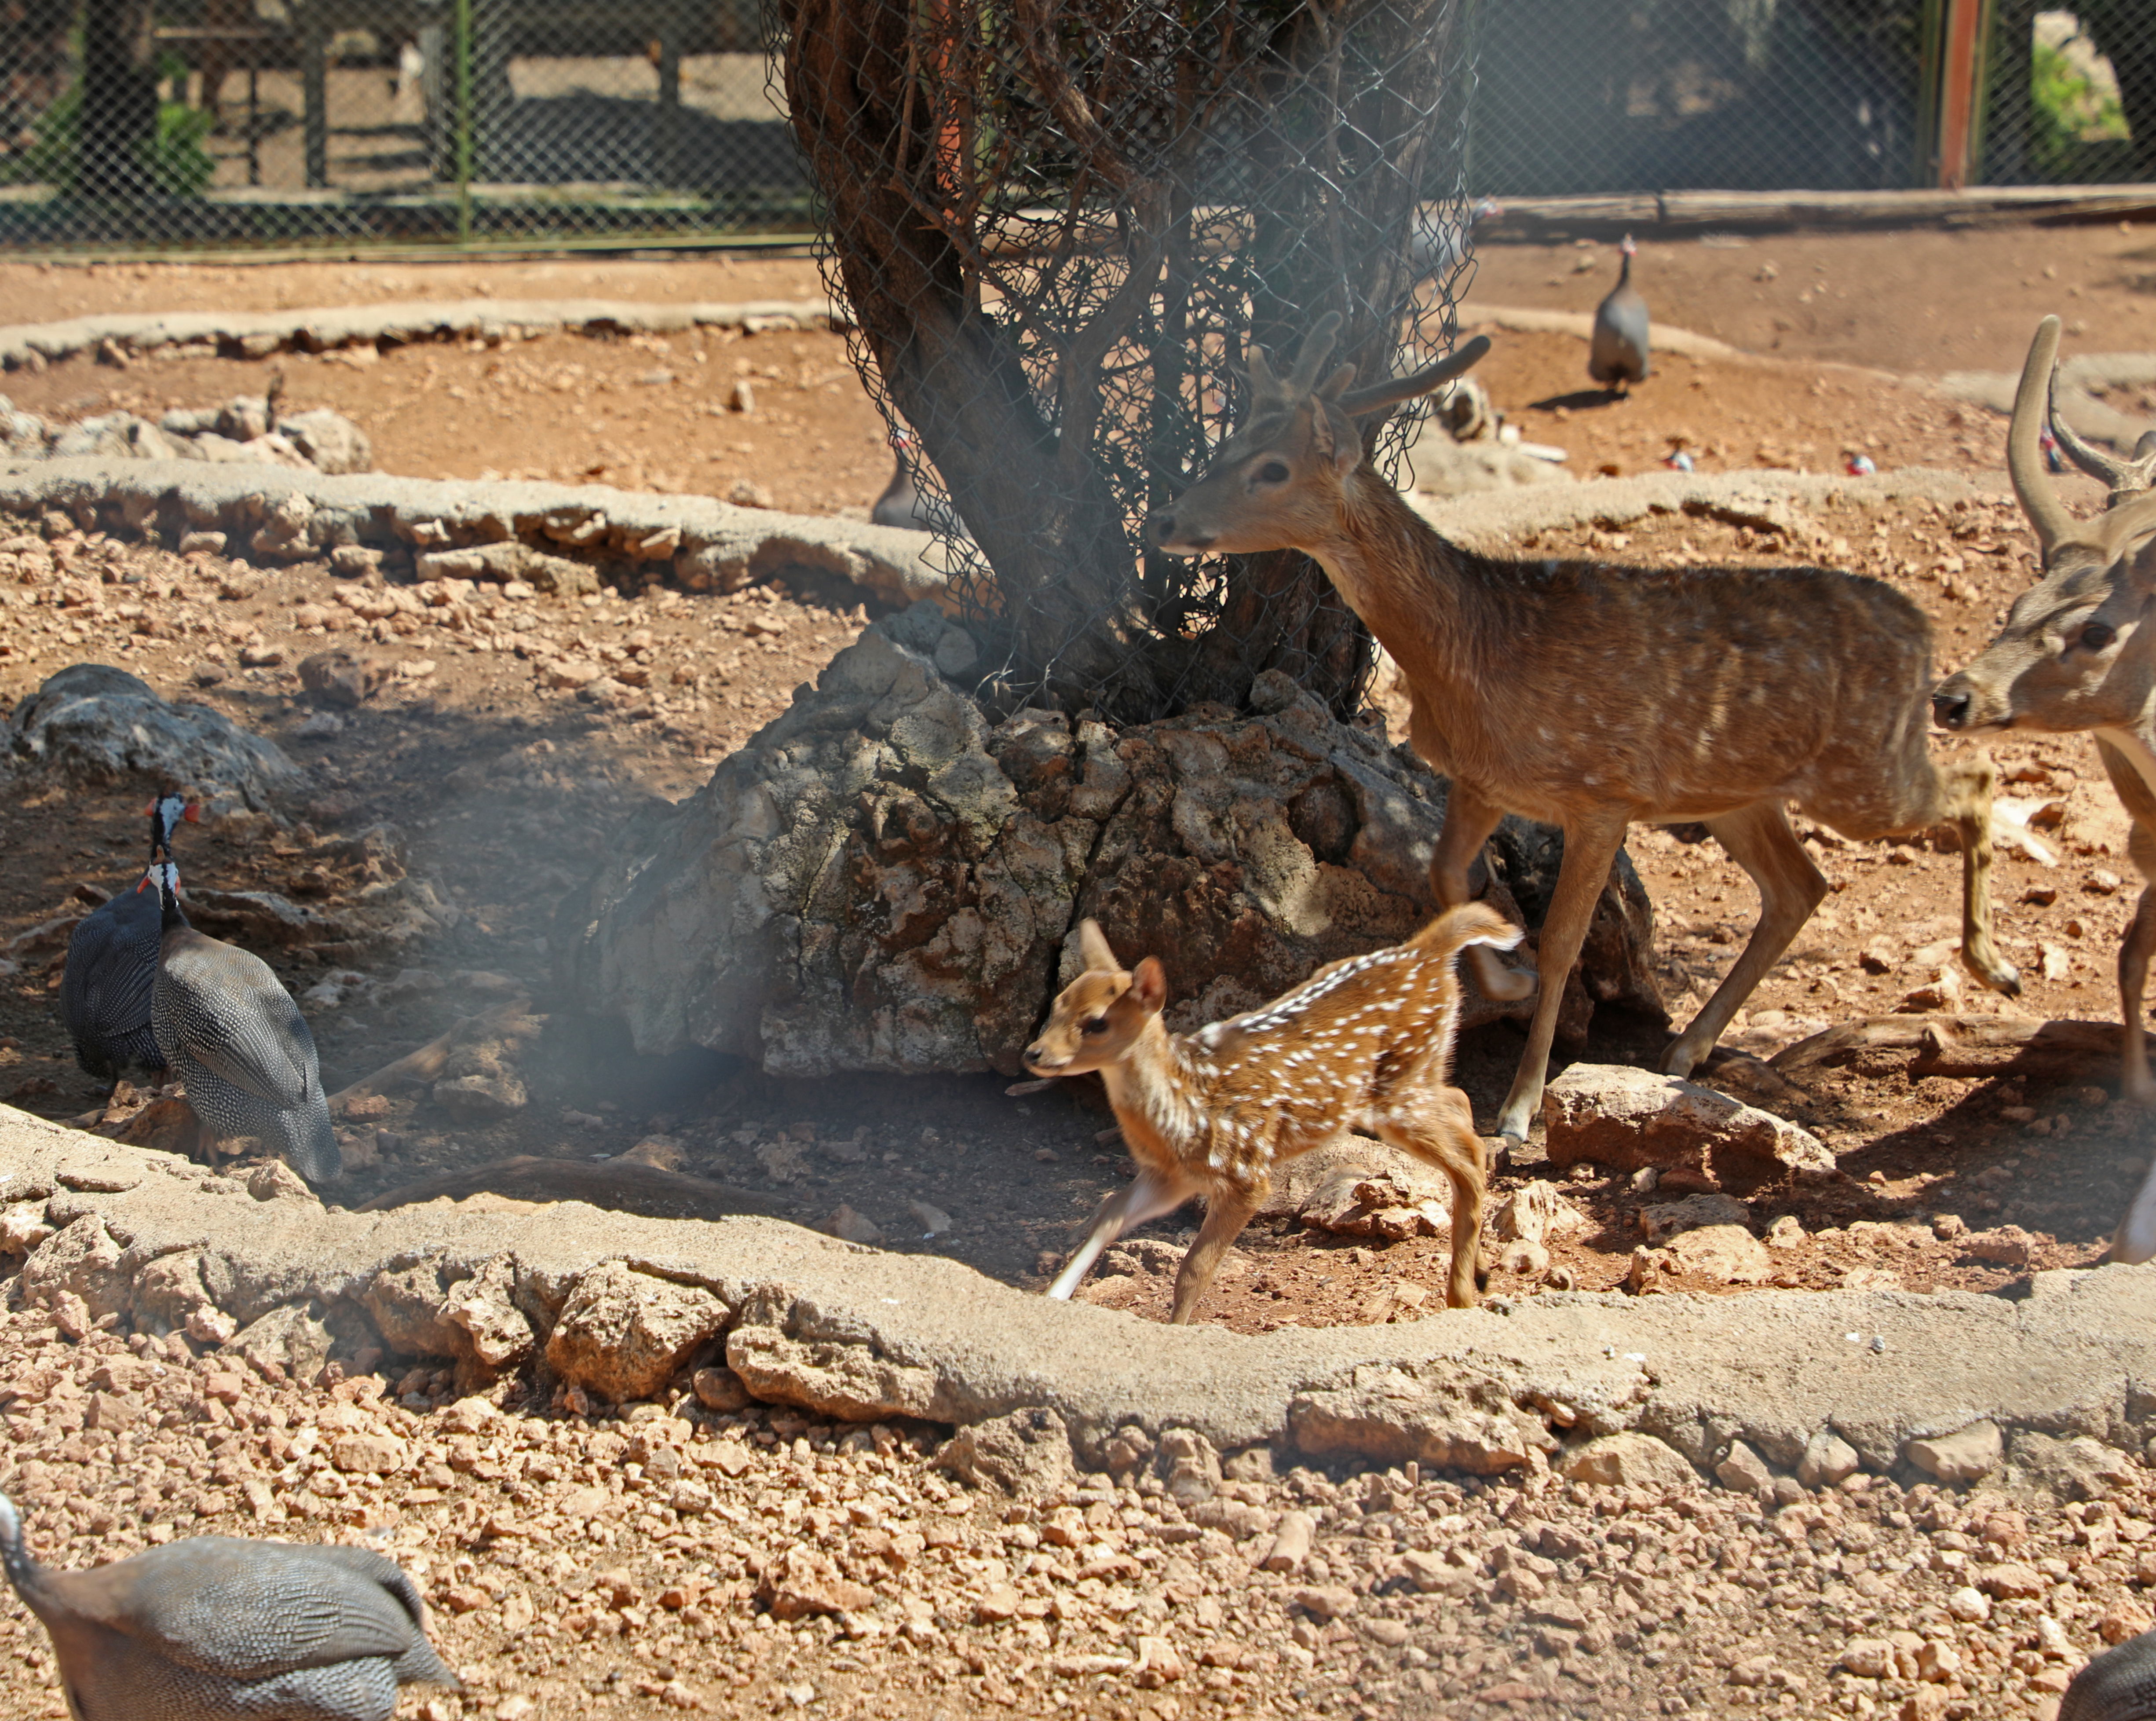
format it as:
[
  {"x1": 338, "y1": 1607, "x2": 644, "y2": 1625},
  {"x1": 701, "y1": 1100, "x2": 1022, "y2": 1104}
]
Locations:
[
  {"x1": 2063, "y1": 1628, "x2": 2156, "y2": 1719},
  {"x1": 1589, "y1": 233, "x2": 1651, "y2": 392},
  {"x1": 59, "y1": 795, "x2": 197, "y2": 1088},
  {"x1": 1407, "y1": 196, "x2": 1501, "y2": 283},
  {"x1": 0, "y1": 1490, "x2": 459, "y2": 1721},
  {"x1": 150, "y1": 862, "x2": 341, "y2": 1185},
  {"x1": 871, "y1": 428, "x2": 933, "y2": 531}
]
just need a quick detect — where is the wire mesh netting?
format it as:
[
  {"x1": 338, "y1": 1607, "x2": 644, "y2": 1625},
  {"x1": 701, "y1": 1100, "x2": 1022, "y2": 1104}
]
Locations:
[
  {"x1": 0, "y1": 0, "x2": 810, "y2": 248},
  {"x1": 778, "y1": 0, "x2": 1476, "y2": 725},
  {"x1": 1464, "y1": 0, "x2": 2155, "y2": 198}
]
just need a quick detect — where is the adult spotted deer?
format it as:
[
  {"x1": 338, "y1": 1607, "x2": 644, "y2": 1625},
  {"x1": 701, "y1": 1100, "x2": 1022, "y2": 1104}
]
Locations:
[
  {"x1": 1147, "y1": 311, "x2": 2019, "y2": 1142},
  {"x1": 1025, "y1": 905, "x2": 1516, "y2": 1321},
  {"x1": 1932, "y1": 314, "x2": 2156, "y2": 1261}
]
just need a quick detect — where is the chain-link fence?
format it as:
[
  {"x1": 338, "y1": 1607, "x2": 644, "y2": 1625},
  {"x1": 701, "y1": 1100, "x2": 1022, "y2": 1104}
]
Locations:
[
  {"x1": 0, "y1": 0, "x2": 809, "y2": 248},
  {"x1": 778, "y1": 0, "x2": 1475, "y2": 725},
  {"x1": 1464, "y1": 0, "x2": 2153, "y2": 198}
]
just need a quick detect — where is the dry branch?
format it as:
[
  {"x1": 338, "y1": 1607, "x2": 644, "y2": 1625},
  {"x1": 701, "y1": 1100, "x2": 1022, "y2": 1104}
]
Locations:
[
  {"x1": 328, "y1": 996, "x2": 533, "y2": 1112},
  {"x1": 1771, "y1": 1014, "x2": 2126, "y2": 1082}
]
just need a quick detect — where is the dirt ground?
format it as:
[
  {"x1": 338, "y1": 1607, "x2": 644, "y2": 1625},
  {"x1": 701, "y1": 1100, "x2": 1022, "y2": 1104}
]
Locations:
[{"x1": 2, "y1": 222, "x2": 2155, "y2": 1717}]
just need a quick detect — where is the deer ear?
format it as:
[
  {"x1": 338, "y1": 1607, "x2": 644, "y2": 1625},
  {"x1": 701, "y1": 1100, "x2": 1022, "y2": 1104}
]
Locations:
[
  {"x1": 1131, "y1": 957, "x2": 1168, "y2": 1011},
  {"x1": 1077, "y1": 919, "x2": 1120, "y2": 972}
]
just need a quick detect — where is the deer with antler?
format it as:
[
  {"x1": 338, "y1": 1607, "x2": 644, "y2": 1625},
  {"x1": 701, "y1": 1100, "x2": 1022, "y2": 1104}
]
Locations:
[
  {"x1": 1147, "y1": 311, "x2": 2021, "y2": 1142},
  {"x1": 1932, "y1": 314, "x2": 2156, "y2": 1262},
  {"x1": 1027, "y1": 904, "x2": 1519, "y2": 1320}
]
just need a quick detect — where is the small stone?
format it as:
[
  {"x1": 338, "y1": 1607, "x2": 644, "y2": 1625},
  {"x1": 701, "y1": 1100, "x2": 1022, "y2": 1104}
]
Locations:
[
  {"x1": 1977, "y1": 1561, "x2": 2047, "y2": 1600},
  {"x1": 1798, "y1": 1430, "x2": 1862, "y2": 1489},
  {"x1": 178, "y1": 529, "x2": 227, "y2": 556},
  {"x1": 2098, "y1": 1601, "x2": 2153, "y2": 1644},
  {"x1": 1947, "y1": 1586, "x2": 1991, "y2": 1623},
  {"x1": 825, "y1": 1204, "x2": 882, "y2": 1245},
  {"x1": 1717, "y1": 1440, "x2": 1773, "y2": 1494},
  {"x1": 1558, "y1": 1432, "x2": 1696, "y2": 1490},
  {"x1": 1543, "y1": 1064, "x2": 1834, "y2": 1185},
  {"x1": 238, "y1": 643, "x2": 285, "y2": 668},
  {"x1": 1766, "y1": 1214, "x2": 1805, "y2": 1247},
  {"x1": 1841, "y1": 1637, "x2": 1894, "y2": 1678},
  {"x1": 727, "y1": 378, "x2": 757, "y2": 414},
  {"x1": 1907, "y1": 1420, "x2": 2003, "y2": 1484},
  {"x1": 1638, "y1": 1193, "x2": 1750, "y2": 1245},
  {"x1": 728, "y1": 479, "x2": 773, "y2": 509},
  {"x1": 691, "y1": 1366, "x2": 751, "y2": 1412},
  {"x1": 1291, "y1": 1585, "x2": 1357, "y2": 1623},
  {"x1": 1262, "y1": 1510, "x2": 1314, "y2": 1572},
  {"x1": 1664, "y1": 1223, "x2": 1772, "y2": 1283},
  {"x1": 544, "y1": 659, "x2": 606, "y2": 690},
  {"x1": 1494, "y1": 1179, "x2": 1588, "y2": 1244}
]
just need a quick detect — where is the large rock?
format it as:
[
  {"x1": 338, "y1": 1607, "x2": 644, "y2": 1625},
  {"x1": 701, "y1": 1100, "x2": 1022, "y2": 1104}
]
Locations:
[
  {"x1": 1557, "y1": 1431, "x2": 1699, "y2": 1490},
  {"x1": 542, "y1": 1260, "x2": 728, "y2": 1402},
  {"x1": 557, "y1": 627, "x2": 1662, "y2": 1076},
  {"x1": 4, "y1": 662, "x2": 302, "y2": 812},
  {"x1": 1542, "y1": 1065, "x2": 1835, "y2": 1191}
]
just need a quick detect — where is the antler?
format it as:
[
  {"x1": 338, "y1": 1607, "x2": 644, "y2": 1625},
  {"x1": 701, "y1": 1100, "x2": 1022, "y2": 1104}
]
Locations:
[
  {"x1": 2007, "y1": 315, "x2": 2075, "y2": 560},
  {"x1": 2048, "y1": 369, "x2": 2156, "y2": 509},
  {"x1": 1337, "y1": 336, "x2": 1492, "y2": 419}
]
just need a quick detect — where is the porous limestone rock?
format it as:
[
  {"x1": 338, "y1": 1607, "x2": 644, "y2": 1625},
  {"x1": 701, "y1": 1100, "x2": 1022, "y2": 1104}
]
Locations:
[
  {"x1": 543, "y1": 1260, "x2": 728, "y2": 1402},
  {"x1": 1543, "y1": 1065, "x2": 1835, "y2": 1192},
  {"x1": 1288, "y1": 1362, "x2": 1557, "y2": 1474},
  {"x1": 1558, "y1": 1431, "x2": 1699, "y2": 1490},
  {"x1": 4, "y1": 662, "x2": 303, "y2": 811},
  {"x1": 935, "y1": 1406, "x2": 1077, "y2": 1499},
  {"x1": 1906, "y1": 1420, "x2": 2003, "y2": 1484},
  {"x1": 559, "y1": 631, "x2": 1662, "y2": 1076}
]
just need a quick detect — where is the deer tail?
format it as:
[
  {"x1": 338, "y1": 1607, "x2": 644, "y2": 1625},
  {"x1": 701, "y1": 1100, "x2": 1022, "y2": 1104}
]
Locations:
[{"x1": 1410, "y1": 901, "x2": 1525, "y2": 959}]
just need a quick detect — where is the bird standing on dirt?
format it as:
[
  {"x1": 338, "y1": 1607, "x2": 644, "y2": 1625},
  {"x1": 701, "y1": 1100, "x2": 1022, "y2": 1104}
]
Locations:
[
  {"x1": 60, "y1": 795, "x2": 198, "y2": 1089},
  {"x1": 0, "y1": 1490, "x2": 460, "y2": 1721},
  {"x1": 2063, "y1": 1628, "x2": 2156, "y2": 1719},
  {"x1": 1408, "y1": 196, "x2": 1501, "y2": 284},
  {"x1": 872, "y1": 427, "x2": 933, "y2": 531},
  {"x1": 150, "y1": 861, "x2": 342, "y2": 1185},
  {"x1": 1590, "y1": 234, "x2": 1651, "y2": 393}
]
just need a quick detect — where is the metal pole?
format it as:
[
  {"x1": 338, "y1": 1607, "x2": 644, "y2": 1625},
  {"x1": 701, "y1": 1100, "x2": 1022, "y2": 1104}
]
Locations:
[
  {"x1": 455, "y1": 0, "x2": 472, "y2": 244},
  {"x1": 1936, "y1": 0, "x2": 1986, "y2": 188}
]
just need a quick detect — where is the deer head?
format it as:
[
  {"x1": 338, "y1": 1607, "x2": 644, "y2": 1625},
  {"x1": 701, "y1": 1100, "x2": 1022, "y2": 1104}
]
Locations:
[
  {"x1": 1146, "y1": 313, "x2": 1491, "y2": 556},
  {"x1": 1022, "y1": 920, "x2": 1168, "y2": 1077},
  {"x1": 1932, "y1": 315, "x2": 2156, "y2": 738}
]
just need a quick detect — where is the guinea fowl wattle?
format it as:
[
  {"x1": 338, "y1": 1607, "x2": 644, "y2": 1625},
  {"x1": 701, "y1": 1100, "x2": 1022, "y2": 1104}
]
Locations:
[
  {"x1": 1589, "y1": 233, "x2": 1651, "y2": 392},
  {"x1": 149, "y1": 862, "x2": 341, "y2": 1186},
  {"x1": 0, "y1": 1489, "x2": 459, "y2": 1721},
  {"x1": 59, "y1": 795, "x2": 197, "y2": 1088}
]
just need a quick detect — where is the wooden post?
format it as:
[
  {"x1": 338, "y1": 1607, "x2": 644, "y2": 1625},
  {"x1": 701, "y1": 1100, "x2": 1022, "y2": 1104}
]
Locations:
[{"x1": 1933, "y1": 0, "x2": 1994, "y2": 188}]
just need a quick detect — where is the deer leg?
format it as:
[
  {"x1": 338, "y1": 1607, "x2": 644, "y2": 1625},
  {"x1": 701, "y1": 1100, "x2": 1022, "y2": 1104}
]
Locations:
[
  {"x1": 1378, "y1": 1084, "x2": 1487, "y2": 1308},
  {"x1": 1936, "y1": 756, "x2": 2020, "y2": 996},
  {"x1": 1047, "y1": 1170, "x2": 1192, "y2": 1301},
  {"x1": 1168, "y1": 1186, "x2": 1262, "y2": 1325},
  {"x1": 1430, "y1": 779, "x2": 1533, "y2": 1003},
  {"x1": 2119, "y1": 887, "x2": 2156, "y2": 1108},
  {"x1": 1494, "y1": 813, "x2": 1630, "y2": 1141},
  {"x1": 1664, "y1": 802, "x2": 1827, "y2": 1078}
]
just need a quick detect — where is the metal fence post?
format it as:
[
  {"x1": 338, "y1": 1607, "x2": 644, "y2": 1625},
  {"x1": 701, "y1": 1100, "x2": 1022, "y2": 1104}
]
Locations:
[
  {"x1": 454, "y1": 0, "x2": 473, "y2": 243},
  {"x1": 1926, "y1": 0, "x2": 1995, "y2": 188}
]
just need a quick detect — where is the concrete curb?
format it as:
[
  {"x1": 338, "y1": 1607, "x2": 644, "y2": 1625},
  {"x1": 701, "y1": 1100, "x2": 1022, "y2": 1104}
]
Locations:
[
  {"x1": 0, "y1": 454, "x2": 953, "y2": 612},
  {"x1": 0, "y1": 297, "x2": 849, "y2": 371},
  {"x1": 4, "y1": 1110, "x2": 2149, "y2": 1484},
  {"x1": 1413, "y1": 463, "x2": 2004, "y2": 550}
]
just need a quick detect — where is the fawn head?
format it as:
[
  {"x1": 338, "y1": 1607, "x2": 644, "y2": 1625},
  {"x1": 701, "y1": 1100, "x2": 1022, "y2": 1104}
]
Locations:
[
  {"x1": 1146, "y1": 313, "x2": 1490, "y2": 557},
  {"x1": 1934, "y1": 315, "x2": 2156, "y2": 738},
  {"x1": 1023, "y1": 920, "x2": 1167, "y2": 1077}
]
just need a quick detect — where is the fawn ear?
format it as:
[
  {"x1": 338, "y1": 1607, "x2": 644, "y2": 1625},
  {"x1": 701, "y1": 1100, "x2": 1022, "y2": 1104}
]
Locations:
[
  {"x1": 1130, "y1": 957, "x2": 1168, "y2": 1012},
  {"x1": 1077, "y1": 919, "x2": 1121, "y2": 973}
]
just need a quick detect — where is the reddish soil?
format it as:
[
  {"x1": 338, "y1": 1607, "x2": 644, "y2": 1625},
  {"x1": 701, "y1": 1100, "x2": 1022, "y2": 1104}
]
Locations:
[{"x1": 3, "y1": 224, "x2": 2156, "y2": 1721}]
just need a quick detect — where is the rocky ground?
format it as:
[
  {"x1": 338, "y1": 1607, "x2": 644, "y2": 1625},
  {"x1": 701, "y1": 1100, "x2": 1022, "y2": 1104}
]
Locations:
[
  {"x1": 2, "y1": 1296, "x2": 2150, "y2": 1721},
  {"x1": 4, "y1": 231, "x2": 2156, "y2": 1717}
]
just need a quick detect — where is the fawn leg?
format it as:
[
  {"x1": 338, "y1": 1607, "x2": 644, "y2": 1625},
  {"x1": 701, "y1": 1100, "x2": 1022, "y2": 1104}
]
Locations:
[
  {"x1": 1048, "y1": 1170, "x2": 1191, "y2": 1301},
  {"x1": 1663, "y1": 802, "x2": 1827, "y2": 1078},
  {"x1": 1938, "y1": 755, "x2": 2020, "y2": 996},
  {"x1": 1168, "y1": 1188, "x2": 1262, "y2": 1325},
  {"x1": 1494, "y1": 813, "x2": 1629, "y2": 1141},
  {"x1": 1380, "y1": 1085, "x2": 1487, "y2": 1308},
  {"x1": 1429, "y1": 779, "x2": 1533, "y2": 1004},
  {"x1": 2119, "y1": 886, "x2": 2156, "y2": 1108}
]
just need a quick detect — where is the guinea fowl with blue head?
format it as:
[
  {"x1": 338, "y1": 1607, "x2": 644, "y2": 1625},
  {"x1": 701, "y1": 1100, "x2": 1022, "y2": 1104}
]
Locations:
[
  {"x1": 59, "y1": 794, "x2": 198, "y2": 1090},
  {"x1": 149, "y1": 860, "x2": 342, "y2": 1185},
  {"x1": 0, "y1": 1489, "x2": 460, "y2": 1721},
  {"x1": 1590, "y1": 234, "x2": 1651, "y2": 393}
]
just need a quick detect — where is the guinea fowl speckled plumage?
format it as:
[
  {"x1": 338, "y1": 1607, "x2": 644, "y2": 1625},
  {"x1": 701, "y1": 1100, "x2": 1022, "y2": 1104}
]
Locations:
[
  {"x1": 60, "y1": 796, "x2": 196, "y2": 1087},
  {"x1": 0, "y1": 1490, "x2": 459, "y2": 1721},
  {"x1": 149, "y1": 863, "x2": 341, "y2": 1185},
  {"x1": 2064, "y1": 1629, "x2": 2156, "y2": 1720},
  {"x1": 1589, "y1": 233, "x2": 1651, "y2": 391}
]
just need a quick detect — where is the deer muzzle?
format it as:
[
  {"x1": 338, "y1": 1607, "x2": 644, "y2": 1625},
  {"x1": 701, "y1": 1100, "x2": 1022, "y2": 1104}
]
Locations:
[
  {"x1": 1930, "y1": 672, "x2": 2008, "y2": 733},
  {"x1": 1146, "y1": 509, "x2": 1211, "y2": 554}
]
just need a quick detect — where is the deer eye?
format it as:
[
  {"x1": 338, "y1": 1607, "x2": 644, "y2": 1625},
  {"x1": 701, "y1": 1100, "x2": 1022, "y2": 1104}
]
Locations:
[
  {"x1": 2079, "y1": 620, "x2": 2117, "y2": 652},
  {"x1": 1255, "y1": 461, "x2": 1290, "y2": 485},
  {"x1": 1081, "y1": 1016, "x2": 1110, "y2": 1036}
]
